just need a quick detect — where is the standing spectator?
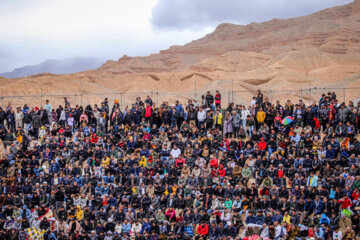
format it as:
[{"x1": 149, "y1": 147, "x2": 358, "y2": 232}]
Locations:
[
  {"x1": 224, "y1": 112, "x2": 233, "y2": 138},
  {"x1": 32, "y1": 112, "x2": 41, "y2": 138},
  {"x1": 44, "y1": 100, "x2": 52, "y2": 112},
  {"x1": 232, "y1": 110, "x2": 241, "y2": 138},
  {"x1": 256, "y1": 90, "x2": 263, "y2": 105},
  {"x1": 197, "y1": 107, "x2": 206, "y2": 128},
  {"x1": 214, "y1": 91, "x2": 221, "y2": 108},
  {"x1": 15, "y1": 107, "x2": 24, "y2": 129},
  {"x1": 205, "y1": 91, "x2": 214, "y2": 108},
  {"x1": 256, "y1": 107, "x2": 266, "y2": 129}
]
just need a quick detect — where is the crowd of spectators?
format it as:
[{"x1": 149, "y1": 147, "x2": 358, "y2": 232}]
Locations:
[{"x1": 0, "y1": 90, "x2": 359, "y2": 240}]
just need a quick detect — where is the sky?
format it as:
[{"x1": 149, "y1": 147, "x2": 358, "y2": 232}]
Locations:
[{"x1": 0, "y1": 0, "x2": 353, "y2": 72}]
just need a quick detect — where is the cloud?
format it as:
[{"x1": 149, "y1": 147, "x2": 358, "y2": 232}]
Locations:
[
  {"x1": 0, "y1": 0, "x2": 352, "y2": 72},
  {"x1": 151, "y1": 0, "x2": 353, "y2": 30},
  {"x1": 0, "y1": 0, "x2": 209, "y2": 72}
]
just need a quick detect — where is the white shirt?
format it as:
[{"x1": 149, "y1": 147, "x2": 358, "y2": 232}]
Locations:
[
  {"x1": 333, "y1": 231, "x2": 343, "y2": 240},
  {"x1": 197, "y1": 110, "x2": 206, "y2": 122},
  {"x1": 242, "y1": 109, "x2": 250, "y2": 120},
  {"x1": 131, "y1": 223, "x2": 142, "y2": 235},
  {"x1": 250, "y1": 100, "x2": 256, "y2": 107},
  {"x1": 274, "y1": 225, "x2": 282, "y2": 238},
  {"x1": 170, "y1": 148, "x2": 181, "y2": 158}
]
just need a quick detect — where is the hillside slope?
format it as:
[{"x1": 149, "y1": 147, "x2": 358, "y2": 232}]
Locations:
[{"x1": 1, "y1": 0, "x2": 360, "y2": 106}]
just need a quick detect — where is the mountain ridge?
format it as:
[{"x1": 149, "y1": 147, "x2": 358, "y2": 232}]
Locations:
[
  {"x1": 0, "y1": 57, "x2": 105, "y2": 78},
  {"x1": 1, "y1": 0, "x2": 360, "y2": 106}
]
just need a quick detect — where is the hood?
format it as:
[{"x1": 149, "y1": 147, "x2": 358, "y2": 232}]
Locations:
[{"x1": 320, "y1": 214, "x2": 329, "y2": 221}]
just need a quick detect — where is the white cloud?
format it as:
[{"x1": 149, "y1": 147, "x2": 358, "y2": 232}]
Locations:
[
  {"x1": 0, "y1": 0, "x2": 210, "y2": 72},
  {"x1": 0, "y1": 0, "x2": 354, "y2": 72},
  {"x1": 0, "y1": 0, "x2": 155, "y2": 40}
]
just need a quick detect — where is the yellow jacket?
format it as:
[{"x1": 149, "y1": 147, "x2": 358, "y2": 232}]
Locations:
[
  {"x1": 17, "y1": 134, "x2": 23, "y2": 143},
  {"x1": 139, "y1": 156, "x2": 147, "y2": 167},
  {"x1": 214, "y1": 113, "x2": 223, "y2": 125},
  {"x1": 256, "y1": 111, "x2": 266, "y2": 123},
  {"x1": 132, "y1": 186, "x2": 138, "y2": 195},
  {"x1": 171, "y1": 186, "x2": 178, "y2": 195},
  {"x1": 282, "y1": 214, "x2": 291, "y2": 225},
  {"x1": 76, "y1": 206, "x2": 84, "y2": 221},
  {"x1": 102, "y1": 157, "x2": 110, "y2": 167}
]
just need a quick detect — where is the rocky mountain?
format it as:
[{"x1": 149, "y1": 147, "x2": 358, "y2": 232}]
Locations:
[
  {"x1": 0, "y1": 57, "x2": 104, "y2": 78},
  {"x1": 1, "y1": 0, "x2": 360, "y2": 106}
]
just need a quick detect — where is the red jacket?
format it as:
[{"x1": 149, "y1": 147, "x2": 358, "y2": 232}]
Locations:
[
  {"x1": 210, "y1": 158, "x2": 218, "y2": 168},
  {"x1": 328, "y1": 107, "x2": 336, "y2": 121},
  {"x1": 217, "y1": 165, "x2": 226, "y2": 177},
  {"x1": 145, "y1": 106, "x2": 152, "y2": 118},
  {"x1": 90, "y1": 133, "x2": 98, "y2": 143},
  {"x1": 215, "y1": 94, "x2": 221, "y2": 104},
  {"x1": 314, "y1": 117, "x2": 321, "y2": 130},
  {"x1": 339, "y1": 198, "x2": 352, "y2": 209},
  {"x1": 258, "y1": 139, "x2": 267, "y2": 151},
  {"x1": 143, "y1": 132, "x2": 151, "y2": 141},
  {"x1": 352, "y1": 191, "x2": 360, "y2": 201},
  {"x1": 278, "y1": 169, "x2": 284, "y2": 178},
  {"x1": 197, "y1": 224, "x2": 209, "y2": 235},
  {"x1": 176, "y1": 158, "x2": 185, "y2": 167}
]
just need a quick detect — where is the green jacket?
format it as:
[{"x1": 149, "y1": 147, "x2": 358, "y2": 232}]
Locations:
[
  {"x1": 263, "y1": 177, "x2": 273, "y2": 188},
  {"x1": 224, "y1": 200, "x2": 233, "y2": 209},
  {"x1": 156, "y1": 213, "x2": 165, "y2": 222},
  {"x1": 353, "y1": 179, "x2": 360, "y2": 190},
  {"x1": 241, "y1": 167, "x2": 251, "y2": 178}
]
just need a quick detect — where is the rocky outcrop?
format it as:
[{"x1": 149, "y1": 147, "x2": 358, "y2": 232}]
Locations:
[{"x1": 1, "y1": 1, "x2": 360, "y2": 106}]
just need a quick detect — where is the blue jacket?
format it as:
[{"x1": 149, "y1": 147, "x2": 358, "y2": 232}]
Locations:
[
  {"x1": 245, "y1": 215, "x2": 256, "y2": 224},
  {"x1": 224, "y1": 226, "x2": 237, "y2": 238},
  {"x1": 255, "y1": 215, "x2": 265, "y2": 225},
  {"x1": 101, "y1": 186, "x2": 109, "y2": 195},
  {"x1": 304, "y1": 200, "x2": 315, "y2": 213},
  {"x1": 74, "y1": 176, "x2": 83, "y2": 186},
  {"x1": 20, "y1": 206, "x2": 32, "y2": 220},
  {"x1": 315, "y1": 228, "x2": 326, "y2": 240},
  {"x1": 140, "y1": 149, "x2": 150, "y2": 158},
  {"x1": 103, "y1": 175, "x2": 114, "y2": 184},
  {"x1": 33, "y1": 167, "x2": 41, "y2": 176},
  {"x1": 209, "y1": 225, "x2": 219, "y2": 237},
  {"x1": 140, "y1": 222, "x2": 151, "y2": 234},
  {"x1": 314, "y1": 200, "x2": 324, "y2": 212},
  {"x1": 272, "y1": 214, "x2": 283, "y2": 224},
  {"x1": 307, "y1": 175, "x2": 319, "y2": 187},
  {"x1": 319, "y1": 214, "x2": 330, "y2": 225},
  {"x1": 174, "y1": 104, "x2": 184, "y2": 116},
  {"x1": 184, "y1": 225, "x2": 194, "y2": 236},
  {"x1": 160, "y1": 149, "x2": 170, "y2": 157},
  {"x1": 108, "y1": 197, "x2": 117, "y2": 207},
  {"x1": 121, "y1": 223, "x2": 131, "y2": 233},
  {"x1": 49, "y1": 163, "x2": 60, "y2": 174},
  {"x1": 329, "y1": 189, "x2": 336, "y2": 199},
  {"x1": 95, "y1": 186, "x2": 103, "y2": 195},
  {"x1": 325, "y1": 148, "x2": 335, "y2": 159},
  {"x1": 170, "y1": 109, "x2": 177, "y2": 121}
]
